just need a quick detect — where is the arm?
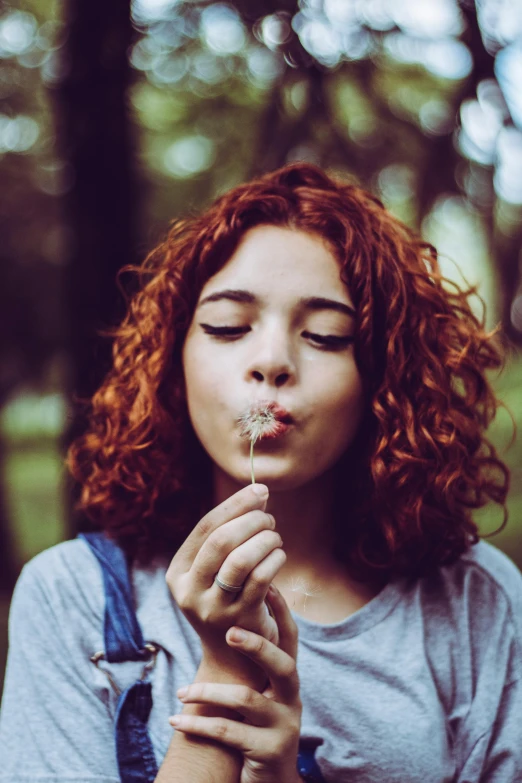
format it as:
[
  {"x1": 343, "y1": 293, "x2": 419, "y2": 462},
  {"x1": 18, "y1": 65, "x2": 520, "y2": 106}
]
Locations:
[
  {"x1": 0, "y1": 549, "x2": 122, "y2": 782},
  {"x1": 155, "y1": 647, "x2": 267, "y2": 782},
  {"x1": 159, "y1": 483, "x2": 286, "y2": 782},
  {"x1": 454, "y1": 553, "x2": 522, "y2": 782},
  {"x1": 457, "y1": 677, "x2": 522, "y2": 782},
  {"x1": 162, "y1": 585, "x2": 306, "y2": 783}
]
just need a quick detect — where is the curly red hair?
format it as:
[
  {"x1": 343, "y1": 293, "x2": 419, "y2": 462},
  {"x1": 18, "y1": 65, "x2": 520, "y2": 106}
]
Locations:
[{"x1": 66, "y1": 163, "x2": 514, "y2": 580}]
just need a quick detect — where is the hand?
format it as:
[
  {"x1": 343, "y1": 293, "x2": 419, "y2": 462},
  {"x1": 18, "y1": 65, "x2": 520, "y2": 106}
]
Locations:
[
  {"x1": 168, "y1": 584, "x2": 304, "y2": 783},
  {"x1": 165, "y1": 484, "x2": 286, "y2": 657}
]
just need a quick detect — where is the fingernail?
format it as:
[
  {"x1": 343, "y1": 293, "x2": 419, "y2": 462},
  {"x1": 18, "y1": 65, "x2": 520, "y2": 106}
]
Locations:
[
  {"x1": 177, "y1": 686, "x2": 188, "y2": 698},
  {"x1": 229, "y1": 627, "x2": 247, "y2": 642},
  {"x1": 252, "y1": 484, "x2": 268, "y2": 498},
  {"x1": 169, "y1": 715, "x2": 181, "y2": 726}
]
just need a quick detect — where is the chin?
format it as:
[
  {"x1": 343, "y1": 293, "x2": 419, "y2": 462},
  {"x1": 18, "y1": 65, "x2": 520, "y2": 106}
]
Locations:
[{"x1": 244, "y1": 463, "x2": 315, "y2": 492}]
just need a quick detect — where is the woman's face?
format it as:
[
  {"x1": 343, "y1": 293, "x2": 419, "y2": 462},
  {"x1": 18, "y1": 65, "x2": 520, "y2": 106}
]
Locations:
[{"x1": 182, "y1": 224, "x2": 365, "y2": 491}]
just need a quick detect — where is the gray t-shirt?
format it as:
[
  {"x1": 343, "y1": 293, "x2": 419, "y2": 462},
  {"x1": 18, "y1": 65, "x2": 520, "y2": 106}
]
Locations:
[{"x1": 1, "y1": 537, "x2": 521, "y2": 783}]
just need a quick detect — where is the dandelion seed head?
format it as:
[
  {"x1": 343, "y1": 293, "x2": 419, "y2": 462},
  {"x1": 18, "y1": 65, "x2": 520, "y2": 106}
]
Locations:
[{"x1": 237, "y1": 402, "x2": 283, "y2": 442}]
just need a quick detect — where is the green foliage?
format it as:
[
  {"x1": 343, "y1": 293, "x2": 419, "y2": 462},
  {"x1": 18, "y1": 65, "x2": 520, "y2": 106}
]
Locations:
[{"x1": 4, "y1": 440, "x2": 65, "y2": 562}]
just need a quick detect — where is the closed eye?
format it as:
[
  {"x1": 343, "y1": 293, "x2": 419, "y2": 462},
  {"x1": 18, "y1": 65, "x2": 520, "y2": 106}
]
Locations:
[{"x1": 199, "y1": 324, "x2": 354, "y2": 350}]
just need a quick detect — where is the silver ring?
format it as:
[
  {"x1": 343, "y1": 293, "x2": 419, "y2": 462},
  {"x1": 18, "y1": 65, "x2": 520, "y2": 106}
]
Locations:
[{"x1": 214, "y1": 574, "x2": 244, "y2": 593}]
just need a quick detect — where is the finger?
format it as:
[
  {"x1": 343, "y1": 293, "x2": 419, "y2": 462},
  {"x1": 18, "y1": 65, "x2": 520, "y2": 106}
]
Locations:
[
  {"x1": 191, "y1": 515, "x2": 277, "y2": 588},
  {"x1": 168, "y1": 712, "x2": 256, "y2": 753},
  {"x1": 176, "y1": 683, "x2": 276, "y2": 727},
  {"x1": 212, "y1": 530, "x2": 283, "y2": 594},
  {"x1": 171, "y1": 484, "x2": 269, "y2": 571},
  {"x1": 239, "y1": 547, "x2": 287, "y2": 606},
  {"x1": 226, "y1": 627, "x2": 300, "y2": 705},
  {"x1": 265, "y1": 584, "x2": 299, "y2": 660}
]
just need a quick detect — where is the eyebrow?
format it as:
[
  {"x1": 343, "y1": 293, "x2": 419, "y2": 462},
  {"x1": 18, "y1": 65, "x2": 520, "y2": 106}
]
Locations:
[{"x1": 198, "y1": 289, "x2": 356, "y2": 318}]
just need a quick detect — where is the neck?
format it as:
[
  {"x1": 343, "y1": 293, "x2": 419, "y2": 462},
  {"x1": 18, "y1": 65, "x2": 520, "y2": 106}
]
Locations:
[
  {"x1": 212, "y1": 464, "x2": 341, "y2": 577},
  {"x1": 211, "y1": 465, "x2": 386, "y2": 618}
]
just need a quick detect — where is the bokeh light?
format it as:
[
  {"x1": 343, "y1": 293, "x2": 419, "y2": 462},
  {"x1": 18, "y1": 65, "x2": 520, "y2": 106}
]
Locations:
[
  {"x1": 0, "y1": 115, "x2": 39, "y2": 153},
  {"x1": 391, "y1": 0, "x2": 464, "y2": 38},
  {"x1": 495, "y1": 42, "x2": 522, "y2": 129},
  {"x1": 494, "y1": 126, "x2": 522, "y2": 204},
  {"x1": 200, "y1": 4, "x2": 246, "y2": 56},
  {"x1": 0, "y1": 11, "x2": 37, "y2": 56},
  {"x1": 163, "y1": 134, "x2": 215, "y2": 178},
  {"x1": 459, "y1": 97, "x2": 503, "y2": 165},
  {"x1": 477, "y1": 0, "x2": 522, "y2": 54}
]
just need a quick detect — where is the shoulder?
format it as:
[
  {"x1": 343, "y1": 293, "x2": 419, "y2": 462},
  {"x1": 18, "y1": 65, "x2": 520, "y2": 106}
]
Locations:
[
  {"x1": 421, "y1": 539, "x2": 522, "y2": 614},
  {"x1": 450, "y1": 539, "x2": 522, "y2": 622},
  {"x1": 462, "y1": 541, "x2": 522, "y2": 651},
  {"x1": 461, "y1": 539, "x2": 522, "y2": 601},
  {"x1": 10, "y1": 539, "x2": 106, "y2": 644},
  {"x1": 17, "y1": 537, "x2": 104, "y2": 594},
  {"x1": 419, "y1": 540, "x2": 522, "y2": 680}
]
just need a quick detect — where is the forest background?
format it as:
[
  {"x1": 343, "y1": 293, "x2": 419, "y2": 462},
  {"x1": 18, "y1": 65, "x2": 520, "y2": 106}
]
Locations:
[{"x1": 1, "y1": 0, "x2": 522, "y2": 689}]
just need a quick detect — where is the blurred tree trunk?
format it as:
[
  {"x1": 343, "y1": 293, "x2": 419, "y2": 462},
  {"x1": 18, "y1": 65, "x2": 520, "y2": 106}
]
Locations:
[{"x1": 54, "y1": 0, "x2": 138, "y2": 537}]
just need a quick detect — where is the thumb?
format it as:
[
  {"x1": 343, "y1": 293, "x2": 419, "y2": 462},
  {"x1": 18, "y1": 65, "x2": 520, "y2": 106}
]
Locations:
[{"x1": 252, "y1": 483, "x2": 269, "y2": 511}]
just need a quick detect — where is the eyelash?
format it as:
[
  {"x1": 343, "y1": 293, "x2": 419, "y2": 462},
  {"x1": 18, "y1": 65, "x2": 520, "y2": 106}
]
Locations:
[{"x1": 199, "y1": 324, "x2": 354, "y2": 350}]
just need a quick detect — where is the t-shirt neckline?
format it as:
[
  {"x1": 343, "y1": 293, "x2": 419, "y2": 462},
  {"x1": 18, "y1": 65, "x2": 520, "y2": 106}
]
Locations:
[{"x1": 290, "y1": 575, "x2": 407, "y2": 641}]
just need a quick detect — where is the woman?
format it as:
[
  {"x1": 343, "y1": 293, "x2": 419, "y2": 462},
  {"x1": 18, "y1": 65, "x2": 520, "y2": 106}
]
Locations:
[{"x1": 1, "y1": 163, "x2": 521, "y2": 783}]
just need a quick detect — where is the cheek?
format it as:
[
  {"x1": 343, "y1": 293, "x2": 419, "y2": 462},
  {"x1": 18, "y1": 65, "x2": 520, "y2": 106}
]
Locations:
[
  {"x1": 183, "y1": 334, "x2": 230, "y2": 382},
  {"x1": 183, "y1": 336, "x2": 215, "y2": 394},
  {"x1": 182, "y1": 338, "x2": 210, "y2": 423},
  {"x1": 320, "y1": 360, "x2": 364, "y2": 406},
  {"x1": 182, "y1": 341, "x2": 231, "y2": 431},
  {"x1": 316, "y1": 367, "x2": 365, "y2": 438}
]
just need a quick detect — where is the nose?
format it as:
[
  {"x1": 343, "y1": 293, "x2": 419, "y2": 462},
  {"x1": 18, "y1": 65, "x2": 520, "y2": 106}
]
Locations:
[{"x1": 245, "y1": 326, "x2": 296, "y2": 387}]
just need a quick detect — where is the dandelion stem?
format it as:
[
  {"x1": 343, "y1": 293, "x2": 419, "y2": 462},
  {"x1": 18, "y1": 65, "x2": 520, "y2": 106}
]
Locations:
[{"x1": 250, "y1": 437, "x2": 256, "y2": 484}]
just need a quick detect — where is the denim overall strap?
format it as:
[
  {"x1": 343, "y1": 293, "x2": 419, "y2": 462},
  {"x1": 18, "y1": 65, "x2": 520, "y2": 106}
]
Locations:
[
  {"x1": 297, "y1": 739, "x2": 326, "y2": 782},
  {"x1": 79, "y1": 532, "x2": 159, "y2": 783},
  {"x1": 114, "y1": 681, "x2": 158, "y2": 783},
  {"x1": 79, "y1": 532, "x2": 148, "y2": 662}
]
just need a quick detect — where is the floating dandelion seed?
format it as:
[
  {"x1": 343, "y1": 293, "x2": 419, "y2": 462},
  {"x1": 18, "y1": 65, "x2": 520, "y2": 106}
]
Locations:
[
  {"x1": 236, "y1": 401, "x2": 287, "y2": 484},
  {"x1": 287, "y1": 576, "x2": 323, "y2": 613}
]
